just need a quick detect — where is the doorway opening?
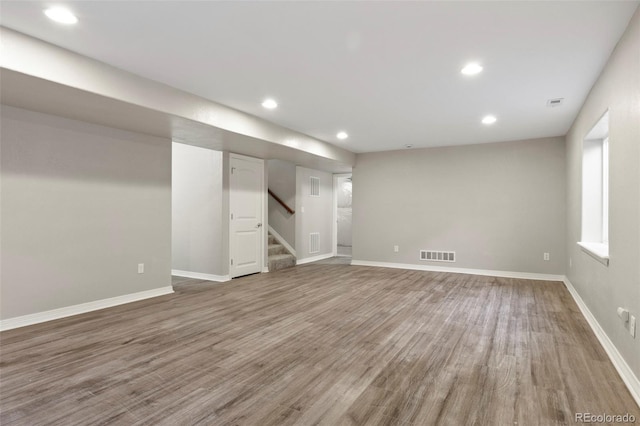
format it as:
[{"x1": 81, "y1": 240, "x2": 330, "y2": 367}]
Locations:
[{"x1": 334, "y1": 174, "x2": 352, "y2": 258}]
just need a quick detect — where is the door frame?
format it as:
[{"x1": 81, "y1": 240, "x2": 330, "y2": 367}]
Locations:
[
  {"x1": 229, "y1": 153, "x2": 266, "y2": 278},
  {"x1": 333, "y1": 173, "x2": 352, "y2": 257}
]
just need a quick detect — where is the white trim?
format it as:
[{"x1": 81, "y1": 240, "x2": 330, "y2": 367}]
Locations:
[
  {"x1": 296, "y1": 253, "x2": 334, "y2": 265},
  {"x1": 262, "y1": 266, "x2": 270, "y2": 273},
  {"x1": 350, "y1": 260, "x2": 565, "y2": 282},
  {"x1": 268, "y1": 225, "x2": 296, "y2": 256},
  {"x1": 0, "y1": 286, "x2": 174, "y2": 332},
  {"x1": 563, "y1": 277, "x2": 640, "y2": 407},
  {"x1": 229, "y1": 152, "x2": 264, "y2": 164},
  {"x1": 171, "y1": 269, "x2": 231, "y2": 282},
  {"x1": 577, "y1": 241, "x2": 610, "y2": 266}
]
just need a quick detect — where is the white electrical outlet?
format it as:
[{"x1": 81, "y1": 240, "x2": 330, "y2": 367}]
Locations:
[
  {"x1": 543, "y1": 252, "x2": 550, "y2": 261},
  {"x1": 394, "y1": 245, "x2": 399, "y2": 253},
  {"x1": 630, "y1": 315, "x2": 636, "y2": 338},
  {"x1": 138, "y1": 263, "x2": 144, "y2": 274}
]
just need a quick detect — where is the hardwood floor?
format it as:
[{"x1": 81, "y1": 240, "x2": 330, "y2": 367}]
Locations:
[{"x1": 1, "y1": 263, "x2": 638, "y2": 425}]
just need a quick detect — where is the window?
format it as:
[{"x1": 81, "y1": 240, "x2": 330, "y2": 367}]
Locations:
[
  {"x1": 602, "y1": 136, "x2": 609, "y2": 244},
  {"x1": 579, "y1": 110, "x2": 609, "y2": 265}
]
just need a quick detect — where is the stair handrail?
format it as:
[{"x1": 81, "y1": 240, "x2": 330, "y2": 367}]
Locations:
[{"x1": 268, "y1": 189, "x2": 295, "y2": 215}]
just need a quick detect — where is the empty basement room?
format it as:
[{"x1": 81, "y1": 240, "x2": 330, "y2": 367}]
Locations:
[{"x1": 1, "y1": 2, "x2": 639, "y2": 425}]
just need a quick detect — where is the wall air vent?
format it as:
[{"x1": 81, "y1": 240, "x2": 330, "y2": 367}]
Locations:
[
  {"x1": 420, "y1": 250, "x2": 456, "y2": 262},
  {"x1": 310, "y1": 176, "x2": 320, "y2": 197},
  {"x1": 309, "y1": 232, "x2": 320, "y2": 254},
  {"x1": 546, "y1": 98, "x2": 564, "y2": 107}
]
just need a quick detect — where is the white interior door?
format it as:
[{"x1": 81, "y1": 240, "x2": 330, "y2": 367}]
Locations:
[{"x1": 230, "y1": 154, "x2": 264, "y2": 278}]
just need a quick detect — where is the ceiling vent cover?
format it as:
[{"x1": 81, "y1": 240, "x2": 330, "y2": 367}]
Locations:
[
  {"x1": 546, "y1": 98, "x2": 564, "y2": 107},
  {"x1": 420, "y1": 250, "x2": 456, "y2": 262}
]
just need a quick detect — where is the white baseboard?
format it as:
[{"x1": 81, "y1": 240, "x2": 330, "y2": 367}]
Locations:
[
  {"x1": 0, "y1": 286, "x2": 174, "y2": 332},
  {"x1": 350, "y1": 260, "x2": 565, "y2": 282},
  {"x1": 171, "y1": 269, "x2": 230, "y2": 282},
  {"x1": 268, "y1": 225, "x2": 296, "y2": 256},
  {"x1": 563, "y1": 277, "x2": 640, "y2": 407},
  {"x1": 262, "y1": 266, "x2": 270, "y2": 273},
  {"x1": 297, "y1": 253, "x2": 334, "y2": 265}
]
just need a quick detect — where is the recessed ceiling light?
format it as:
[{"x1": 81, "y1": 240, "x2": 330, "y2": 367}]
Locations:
[
  {"x1": 461, "y1": 62, "x2": 483, "y2": 76},
  {"x1": 404, "y1": 144, "x2": 413, "y2": 149},
  {"x1": 261, "y1": 99, "x2": 278, "y2": 109},
  {"x1": 44, "y1": 7, "x2": 78, "y2": 24},
  {"x1": 337, "y1": 131, "x2": 349, "y2": 140},
  {"x1": 482, "y1": 115, "x2": 497, "y2": 125}
]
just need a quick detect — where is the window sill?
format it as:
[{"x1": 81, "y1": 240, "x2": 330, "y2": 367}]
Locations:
[{"x1": 577, "y1": 242, "x2": 609, "y2": 266}]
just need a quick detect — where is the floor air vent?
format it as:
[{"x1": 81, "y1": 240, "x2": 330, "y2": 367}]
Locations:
[{"x1": 420, "y1": 250, "x2": 456, "y2": 262}]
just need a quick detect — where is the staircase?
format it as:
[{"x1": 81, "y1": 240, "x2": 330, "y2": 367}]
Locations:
[{"x1": 268, "y1": 233, "x2": 296, "y2": 272}]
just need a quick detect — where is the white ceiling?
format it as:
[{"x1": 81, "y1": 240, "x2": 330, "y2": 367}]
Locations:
[{"x1": 0, "y1": 1, "x2": 637, "y2": 153}]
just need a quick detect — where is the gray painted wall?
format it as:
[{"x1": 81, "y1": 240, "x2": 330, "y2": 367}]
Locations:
[
  {"x1": 565, "y1": 8, "x2": 640, "y2": 379},
  {"x1": 353, "y1": 137, "x2": 566, "y2": 274},
  {"x1": 267, "y1": 159, "x2": 296, "y2": 248},
  {"x1": 172, "y1": 142, "x2": 224, "y2": 276},
  {"x1": 1, "y1": 106, "x2": 171, "y2": 320},
  {"x1": 295, "y1": 167, "x2": 333, "y2": 260}
]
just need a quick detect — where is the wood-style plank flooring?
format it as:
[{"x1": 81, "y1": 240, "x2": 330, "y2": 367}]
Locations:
[{"x1": 1, "y1": 263, "x2": 638, "y2": 425}]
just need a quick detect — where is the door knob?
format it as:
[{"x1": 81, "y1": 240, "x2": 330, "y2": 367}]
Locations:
[{"x1": 256, "y1": 223, "x2": 262, "y2": 228}]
